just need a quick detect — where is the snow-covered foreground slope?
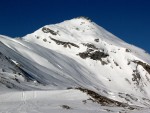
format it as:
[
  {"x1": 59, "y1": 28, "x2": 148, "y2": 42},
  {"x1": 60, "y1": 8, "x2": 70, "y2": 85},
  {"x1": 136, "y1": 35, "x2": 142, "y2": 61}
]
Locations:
[
  {"x1": 0, "y1": 89, "x2": 143, "y2": 113},
  {"x1": 0, "y1": 17, "x2": 150, "y2": 112}
]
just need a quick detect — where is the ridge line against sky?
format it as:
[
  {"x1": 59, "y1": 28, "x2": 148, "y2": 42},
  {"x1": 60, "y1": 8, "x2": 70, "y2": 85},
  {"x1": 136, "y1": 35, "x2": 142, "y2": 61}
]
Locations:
[{"x1": 0, "y1": 0, "x2": 150, "y2": 53}]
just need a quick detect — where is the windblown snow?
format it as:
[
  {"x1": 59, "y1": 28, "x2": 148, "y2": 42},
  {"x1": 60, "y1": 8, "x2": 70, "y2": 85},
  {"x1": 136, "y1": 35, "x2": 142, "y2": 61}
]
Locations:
[{"x1": 0, "y1": 17, "x2": 150, "y2": 113}]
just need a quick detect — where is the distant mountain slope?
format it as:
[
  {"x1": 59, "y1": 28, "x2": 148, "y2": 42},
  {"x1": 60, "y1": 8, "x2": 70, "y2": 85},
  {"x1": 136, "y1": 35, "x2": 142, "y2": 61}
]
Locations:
[{"x1": 0, "y1": 17, "x2": 150, "y2": 113}]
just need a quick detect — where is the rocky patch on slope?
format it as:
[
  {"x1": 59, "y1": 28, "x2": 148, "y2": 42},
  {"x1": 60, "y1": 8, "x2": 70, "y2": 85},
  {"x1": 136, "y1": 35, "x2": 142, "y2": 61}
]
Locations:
[
  {"x1": 82, "y1": 43, "x2": 98, "y2": 49},
  {"x1": 133, "y1": 60, "x2": 150, "y2": 75},
  {"x1": 50, "y1": 38, "x2": 79, "y2": 48},
  {"x1": 76, "y1": 87, "x2": 136, "y2": 110},
  {"x1": 78, "y1": 50, "x2": 109, "y2": 65},
  {"x1": 42, "y1": 27, "x2": 58, "y2": 35}
]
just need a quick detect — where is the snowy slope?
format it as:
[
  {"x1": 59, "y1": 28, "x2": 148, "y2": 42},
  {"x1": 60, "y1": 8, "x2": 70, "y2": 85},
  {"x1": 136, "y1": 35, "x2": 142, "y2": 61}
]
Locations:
[{"x1": 0, "y1": 17, "x2": 150, "y2": 113}]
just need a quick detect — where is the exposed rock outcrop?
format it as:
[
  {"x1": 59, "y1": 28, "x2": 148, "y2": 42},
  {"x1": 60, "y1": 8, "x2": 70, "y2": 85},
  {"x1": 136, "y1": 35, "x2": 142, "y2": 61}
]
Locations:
[
  {"x1": 133, "y1": 60, "x2": 150, "y2": 75},
  {"x1": 76, "y1": 87, "x2": 135, "y2": 110},
  {"x1": 50, "y1": 38, "x2": 79, "y2": 48},
  {"x1": 42, "y1": 27, "x2": 57, "y2": 35},
  {"x1": 78, "y1": 50, "x2": 109, "y2": 65}
]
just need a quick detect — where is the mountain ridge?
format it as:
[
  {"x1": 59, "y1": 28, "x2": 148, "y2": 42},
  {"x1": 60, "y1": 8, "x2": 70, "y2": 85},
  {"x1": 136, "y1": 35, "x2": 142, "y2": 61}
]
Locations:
[{"x1": 0, "y1": 17, "x2": 150, "y2": 113}]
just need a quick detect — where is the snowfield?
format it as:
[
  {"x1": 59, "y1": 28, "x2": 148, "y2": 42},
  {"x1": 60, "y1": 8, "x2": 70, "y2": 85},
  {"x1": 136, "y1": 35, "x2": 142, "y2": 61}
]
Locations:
[{"x1": 0, "y1": 17, "x2": 150, "y2": 112}]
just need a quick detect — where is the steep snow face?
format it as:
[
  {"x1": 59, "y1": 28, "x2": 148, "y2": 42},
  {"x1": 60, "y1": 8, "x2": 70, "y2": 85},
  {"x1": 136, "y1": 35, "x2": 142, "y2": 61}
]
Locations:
[
  {"x1": 0, "y1": 46, "x2": 46, "y2": 92},
  {"x1": 23, "y1": 17, "x2": 150, "y2": 64},
  {"x1": 22, "y1": 17, "x2": 150, "y2": 98},
  {"x1": 0, "y1": 50, "x2": 34, "y2": 91},
  {"x1": 0, "y1": 17, "x2": 150, "y2": 112}
]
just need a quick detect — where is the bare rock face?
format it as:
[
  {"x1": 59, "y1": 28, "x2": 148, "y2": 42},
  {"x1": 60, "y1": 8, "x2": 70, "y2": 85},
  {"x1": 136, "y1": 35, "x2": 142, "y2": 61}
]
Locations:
[
  {"x1": 133, "y1": 60, "x2": 150, "y2": 75},
  {"x1": 78, "y1": 50, "x2": 108, "y2": 65},
  {"x1": 50, "y1": 38, "x2": 79, "y2": 48},
  {"x1": 76, "y1": 87, "x2": 135, "y2": 110},
  {"x1": 128, "y1": 60, "x2": 150, "y2": 86},
  {"x1": 42, "y1": 27, "x2": 57, "y2": 35},
  {"x1": 78, "y1": 50, "x2": 108, "y2": 60},
  {"x1": 94, "y1": 38, "x2": 99, "y2": 42},
  {"x1": 82, "y1": 43, "x2": 98, "y2": 49},
  {"x1": 89, "y1": 51, "x2": 109, "y2": 60}
]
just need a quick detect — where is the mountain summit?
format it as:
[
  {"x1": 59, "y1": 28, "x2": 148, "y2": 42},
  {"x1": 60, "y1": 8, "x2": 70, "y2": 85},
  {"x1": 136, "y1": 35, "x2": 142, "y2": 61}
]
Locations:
[{"x1": 0, "y1": 17, "x2": 150, "y2": 113}]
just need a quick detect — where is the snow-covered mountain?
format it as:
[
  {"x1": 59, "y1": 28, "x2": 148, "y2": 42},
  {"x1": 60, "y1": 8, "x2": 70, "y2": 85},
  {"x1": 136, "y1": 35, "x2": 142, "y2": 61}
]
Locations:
[{"x1": 0, "y1": 17, "x2": 150, "y2": 113}]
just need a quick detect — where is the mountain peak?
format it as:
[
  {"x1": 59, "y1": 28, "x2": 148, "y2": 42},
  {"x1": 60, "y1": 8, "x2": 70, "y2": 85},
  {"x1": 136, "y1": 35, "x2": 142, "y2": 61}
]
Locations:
[
  {"x1": 1, "y1": 18, "x2": 150, "y2": 112},
  {"x1": 73, "y1": 16, "x2": 92, "y2": 22},
  {"x1": 22, "y1": 17, "x2": 150, "y2": 64}
]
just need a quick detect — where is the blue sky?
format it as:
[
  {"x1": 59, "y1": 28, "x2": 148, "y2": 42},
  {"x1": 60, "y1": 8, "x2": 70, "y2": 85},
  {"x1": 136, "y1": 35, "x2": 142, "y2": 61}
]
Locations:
[{"x1": 0, "y1": 0, "x2": 150, "y2": 53}]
